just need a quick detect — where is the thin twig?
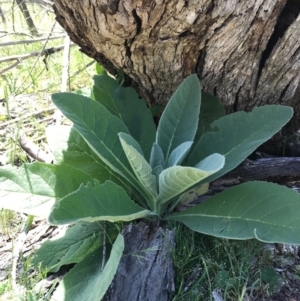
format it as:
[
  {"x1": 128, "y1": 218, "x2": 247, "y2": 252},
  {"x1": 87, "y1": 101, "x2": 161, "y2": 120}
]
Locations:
[
  {"x1": 0, "y1": 60, "x2": 21, "y2": 74},
  {"x1": 0, "y1": 31, "x2": 33, "y2": 38},
  {"x1": 61, "y1": 35, "x2": 71, "y2": 93},
  {"x1": 10, "y1": 21, "x2": 57, "y2": 96},
  {"x1": 71, "y1": 60, "x2": 96, "y2": 77},
  {"x1": 0, "y1": 44, "x2": 75, "y2": 63},
  {"x1": 0, "y1": 105, "x2": 56, "y2": 128},
  {"x1": 0, "y1": 34, "x2": 66, "y2": 47}
]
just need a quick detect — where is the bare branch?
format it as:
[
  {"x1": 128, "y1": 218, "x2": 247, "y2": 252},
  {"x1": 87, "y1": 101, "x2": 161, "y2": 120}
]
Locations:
[
  {"x1": 0, "y1": 43, "x2": 76, "y2": 63},
  {"x1": 0, "y1": 105, "x2": 56, "y2": 128},
  {"x1": 212, "y1": 157, "x2": 300, "y2": 188},
  {"x1": 19, "y1": 132, "x2": 53, "y2": 163},
  {"x1": 0, "y1": 34, "x2": 65, "y2": 47},
  {"x1": 0, "y1": 31, "x2": 34, "y2": 38},
  {"x1": 0, "y1": 60, "x2": 21, "y2": 74}
]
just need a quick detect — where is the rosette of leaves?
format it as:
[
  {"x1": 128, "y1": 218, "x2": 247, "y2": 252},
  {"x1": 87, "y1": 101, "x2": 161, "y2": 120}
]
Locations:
[{"x1": 1, "y1": 72, "x2": 300, "y2": 300}]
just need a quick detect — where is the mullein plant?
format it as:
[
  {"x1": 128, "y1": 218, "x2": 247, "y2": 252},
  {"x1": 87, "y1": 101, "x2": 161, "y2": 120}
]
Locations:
[{"x1": 0, "y1": 72, "x2": 300, "y2": 300}]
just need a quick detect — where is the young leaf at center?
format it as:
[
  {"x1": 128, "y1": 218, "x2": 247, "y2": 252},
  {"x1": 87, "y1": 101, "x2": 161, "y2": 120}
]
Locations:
[
  {"x1": 119, "y1": 133, "x2": 158, "y2": 211},
  {"x1": 158, "y1": 153, "x2": 225, "y2": 207}
]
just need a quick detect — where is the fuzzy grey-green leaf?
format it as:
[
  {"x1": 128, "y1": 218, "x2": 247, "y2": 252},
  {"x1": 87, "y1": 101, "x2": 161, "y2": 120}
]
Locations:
[
  {"x1": 0, "y1": 163, "x2": 93, "y2": 216},
  {"x1": 167, "y1": 141, "x2": 193, "y2": 167},
  {"x1": 156, "y1": 74, "x2": 201, "y2": 162},
  {"x1": 51, "y1": 233, "x2": 124, "y2": 301},
  {"x1": 51, "y1": 93, "x2": 141, "y2": 191},
  {"x1": 46, "y1": 126, "x2": 131, "y2": 192},
  {"x1": 32, "y1": 222, "x2": 118, "y2": 272},
  {"x1": 188, "y1": 105, "x2": 293, "y2": 182},
  {"x1": 168, "y1": 181, "x2": 300, "y2": 244},
  {"x1": 158, "y1": 155, "x2": 224, "y2": 206},
  {"x1": 93, "y1": 74, "x2": 156, "y2": 160},
  {"x1": 49, "y1": 180, "x2": 151, "y2": 225},
  {"x1": 119, "y1": 133, "x2": 158, "y2": 210}
]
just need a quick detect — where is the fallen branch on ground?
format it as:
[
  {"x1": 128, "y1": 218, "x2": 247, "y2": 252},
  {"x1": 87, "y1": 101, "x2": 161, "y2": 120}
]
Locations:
[
  {"x1": 0, "y1": 43, "x2": 76, "y2": 63},
  {"x1": 0, "y1": 34, "x2": 66, "y2": 47},
  {"x1": 0, "y1": 106, "x2": 56, "y2": 128},
  {"x1": 19, "y1": 132, "x2": 53, "y2": 163},
  {"x1": 0, "y1": 60, "x2": 21, "y2": 74},
  {"x1": 212, "y1": 157, "x2": 300, "y2": 187}
]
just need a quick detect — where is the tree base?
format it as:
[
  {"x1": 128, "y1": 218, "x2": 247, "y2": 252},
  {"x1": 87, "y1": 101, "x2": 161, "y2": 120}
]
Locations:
[{"x1": 104, "y1": 222, "x2": 175, "y2": 301}]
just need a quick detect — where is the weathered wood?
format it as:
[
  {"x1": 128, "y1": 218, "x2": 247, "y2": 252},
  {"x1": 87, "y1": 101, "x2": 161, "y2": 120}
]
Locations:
[
  {"x1": 103, "y1": 222, "x2": 175, "y2": 301},
  {"x1": 52, "y1": 0, "x2": 300, "y2": 130},
  {"x1": 212, "y1": 157, "x2": 300, "y2": 187}
]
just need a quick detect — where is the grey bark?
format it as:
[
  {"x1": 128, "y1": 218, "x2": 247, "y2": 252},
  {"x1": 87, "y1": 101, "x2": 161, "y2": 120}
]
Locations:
[
  {"x1": 212, "y1": 157, "x2": 300, "y2": 187},
  {"x1": 103, "y1": 222, "x2": 175, "y2": 301},
  {"x1": 52, "y1": 0, "x2": 300, "y2": 132}
]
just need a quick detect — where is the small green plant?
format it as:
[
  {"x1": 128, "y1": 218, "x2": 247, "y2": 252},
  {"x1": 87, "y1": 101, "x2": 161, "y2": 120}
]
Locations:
[{"x1": 0, "y1": 73, "x2": 300, "y2": 300}]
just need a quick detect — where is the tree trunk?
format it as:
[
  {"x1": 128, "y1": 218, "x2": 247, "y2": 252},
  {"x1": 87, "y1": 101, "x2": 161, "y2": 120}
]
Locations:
[
  {"x1": 50, "y1": 1, "x2": 300, "y2": 300},
  {"x1": 52, "y1": 0, "x2": 300, "y2": 131},
  {"x1": 104, "y1": 222, "x2": 175, "y2": 301}
]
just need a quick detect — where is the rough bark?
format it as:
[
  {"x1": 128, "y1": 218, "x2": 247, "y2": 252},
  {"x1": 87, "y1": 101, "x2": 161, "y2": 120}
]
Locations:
[
  {"x1": 52, "y1": 0, "x2": 300, "y2": 130},
  {"x1": 103, "y1": 222, "x2": 175, "y2": 301}
]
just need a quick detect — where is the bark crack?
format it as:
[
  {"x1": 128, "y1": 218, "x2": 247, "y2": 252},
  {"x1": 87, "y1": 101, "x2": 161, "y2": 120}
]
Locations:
[{"x1": 257, "y1": 0, "x2": 300, "y2": 84}]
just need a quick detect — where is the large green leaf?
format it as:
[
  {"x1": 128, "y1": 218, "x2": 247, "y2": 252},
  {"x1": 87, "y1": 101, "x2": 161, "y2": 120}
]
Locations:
[
  {"x1": 158, "y1": 154, "x2": 225, "y2": 206},
  {"x1": 0, "y1": 163, "x2": 93, "y2": 216},
  {"x1": 188, "y1": 91, "x2": 225, "y2": 159},
  {"x1": 51, "y1": 93, "x2": 143, "y2": 193},
  {"x1": 196, "y1": 91, "x2": 225, "y2": 138},
  {"x1": 167, "y1": 181, "x2": 300, "y2": 244},
  {"x1": 46, "y1": 126, "x2": 132, "y2": 194},
  {"x1": 156, "y1": 74, "x2": 201, "y2": 162},
  {"x1": 51, "y1": 233, "x2": 124, "y2": 301},
  {"x1": 32, "y1": 222, "x2": 118, "y2": 272},
  {"x1": 49, "y1": 180, "x2": 151, "y2": 225},
  {"x1": 119, "y1": 133, "x2": 158, "y2": 210},
  {"x1": 187, "y1": 105, "x2": 293, "y2": 181},
  {"x1": 93, "y1": 74, "x2": 156, "y2": 160}
]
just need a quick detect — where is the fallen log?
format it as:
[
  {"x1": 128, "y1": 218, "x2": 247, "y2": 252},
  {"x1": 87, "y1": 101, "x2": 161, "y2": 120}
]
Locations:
[{"x1": 212, "y1": 157, "x2": 300, "y2": 188}]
